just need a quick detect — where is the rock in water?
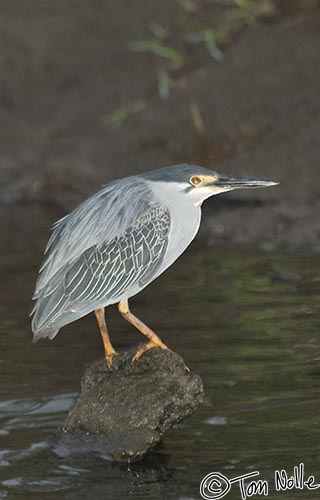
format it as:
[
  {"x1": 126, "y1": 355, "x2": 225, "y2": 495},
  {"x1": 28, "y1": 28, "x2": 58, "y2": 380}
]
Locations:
[{"x1": 54, "y1": 347, "x2": 204, "y2": 461}]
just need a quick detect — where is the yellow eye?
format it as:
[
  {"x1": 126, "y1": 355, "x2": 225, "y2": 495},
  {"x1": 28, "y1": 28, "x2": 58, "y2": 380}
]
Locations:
[{"x1": 190, "y1": 176, "x2": 202, "y2": 186}]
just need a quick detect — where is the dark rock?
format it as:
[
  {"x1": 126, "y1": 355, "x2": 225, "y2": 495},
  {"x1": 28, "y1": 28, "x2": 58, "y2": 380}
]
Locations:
[{"x1": 54, "y1": 347, "x2": 204, "y2": 462}]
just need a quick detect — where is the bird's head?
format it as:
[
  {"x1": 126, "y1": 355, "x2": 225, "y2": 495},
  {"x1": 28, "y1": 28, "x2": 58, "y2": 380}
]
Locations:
[{"x1": 143, "y1": 164, "x2": 279, "y2": 206}]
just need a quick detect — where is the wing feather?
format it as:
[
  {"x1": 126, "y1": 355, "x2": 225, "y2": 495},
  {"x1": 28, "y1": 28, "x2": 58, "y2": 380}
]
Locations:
[
  {"x1": 33, "y1": 177, "x2": 153, "y2": 299},
  {"x1": 32, "y1": 201, "x2": 171, "y2": 338}
]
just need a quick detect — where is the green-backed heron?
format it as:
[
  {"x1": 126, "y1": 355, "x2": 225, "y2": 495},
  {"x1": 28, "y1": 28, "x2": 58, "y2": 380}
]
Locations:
[{"x1": 31, "y1": 164, "x2": 278, "y2": 364}]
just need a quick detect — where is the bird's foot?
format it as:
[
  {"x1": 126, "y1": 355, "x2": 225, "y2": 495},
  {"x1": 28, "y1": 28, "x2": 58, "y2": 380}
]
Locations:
[
  {"x1": 105, "y1": 350, "x2": 119, "y2": 368},
  {"x1": 132, "y1": 340, "x2": 168, "y2": 363}
]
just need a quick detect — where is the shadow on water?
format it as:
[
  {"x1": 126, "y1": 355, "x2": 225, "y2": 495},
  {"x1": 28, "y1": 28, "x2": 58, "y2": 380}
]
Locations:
[{"x1": 0, "y1": 206, "x2": 320, "y2": 499}]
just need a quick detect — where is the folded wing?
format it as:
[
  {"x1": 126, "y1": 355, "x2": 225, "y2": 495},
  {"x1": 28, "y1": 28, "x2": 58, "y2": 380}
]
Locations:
[{"x1": 31, "y1": 190, "x2": 170, "y2": 341}]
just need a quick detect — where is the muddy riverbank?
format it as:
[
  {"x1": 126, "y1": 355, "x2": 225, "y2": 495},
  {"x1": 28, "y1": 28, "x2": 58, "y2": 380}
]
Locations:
[{"x1": 0, "y1": 1, "x2": 320, "y2": 250}]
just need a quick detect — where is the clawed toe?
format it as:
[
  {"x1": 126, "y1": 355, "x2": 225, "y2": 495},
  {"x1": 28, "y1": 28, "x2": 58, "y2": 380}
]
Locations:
[
  {"x1": 105, "y1": 351, "x2": 119, "y2": 368},
  {"x1": 132, "y1": 340, "x2": 168, "y2": 363}
]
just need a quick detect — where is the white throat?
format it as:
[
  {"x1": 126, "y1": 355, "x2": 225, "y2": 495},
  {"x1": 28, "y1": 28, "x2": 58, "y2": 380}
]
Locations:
[{"x1": 188, "y1": 184, "x2": 234, "y2": 207}]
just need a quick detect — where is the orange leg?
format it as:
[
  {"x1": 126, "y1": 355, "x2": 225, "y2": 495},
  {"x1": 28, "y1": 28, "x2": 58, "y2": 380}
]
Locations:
[
  {"x1": 94, "y1": 308, "x2": 118, "y2": 366},
  {"x1": 118, "y1": 299, "x2": 168, "y2": 361}
]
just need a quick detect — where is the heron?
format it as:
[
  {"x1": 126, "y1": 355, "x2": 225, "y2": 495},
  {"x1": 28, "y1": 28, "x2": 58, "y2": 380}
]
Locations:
[{"x1": 31, "y1": 164, "x2": 278, "y2": 365}]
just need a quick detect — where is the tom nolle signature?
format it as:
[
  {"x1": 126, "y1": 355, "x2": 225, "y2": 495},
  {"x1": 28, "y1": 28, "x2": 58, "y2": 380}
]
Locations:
[{"x1": 200, "y1": 463, "x2": 320, "y2": 499}]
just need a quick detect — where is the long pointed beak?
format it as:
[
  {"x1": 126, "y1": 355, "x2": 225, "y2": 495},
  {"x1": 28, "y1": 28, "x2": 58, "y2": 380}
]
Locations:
[{"x1": 211, "y1": 175, "x2": 279, "y2": 190}]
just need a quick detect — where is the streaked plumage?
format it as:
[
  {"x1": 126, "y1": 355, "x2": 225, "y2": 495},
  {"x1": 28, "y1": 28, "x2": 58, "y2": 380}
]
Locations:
[
  {"x1": 32, "y1": 176, "x2": 171, "y2": 340},
  {"x1": 31, "y1": 164, "x2": 278, "y2": 361}
]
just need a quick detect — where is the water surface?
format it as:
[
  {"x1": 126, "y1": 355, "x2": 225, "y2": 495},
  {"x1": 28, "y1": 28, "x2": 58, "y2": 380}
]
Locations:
[{"x1": 0, "y1": 207, "x2": 319, "y2": 499}]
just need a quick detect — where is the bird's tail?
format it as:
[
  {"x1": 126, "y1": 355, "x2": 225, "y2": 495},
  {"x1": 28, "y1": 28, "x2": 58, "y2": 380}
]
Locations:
[
  {"x1": 31, "y1": 282, "x2": 68, "y2": 342},
  {"x1": 31, "y1": 284, "x2": 96, "y2": 342}
]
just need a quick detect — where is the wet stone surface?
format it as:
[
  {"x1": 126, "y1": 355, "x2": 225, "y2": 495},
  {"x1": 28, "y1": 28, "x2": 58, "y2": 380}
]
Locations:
[{"x1": 54, "y1": 348, "x2": 204, "y2": 461}]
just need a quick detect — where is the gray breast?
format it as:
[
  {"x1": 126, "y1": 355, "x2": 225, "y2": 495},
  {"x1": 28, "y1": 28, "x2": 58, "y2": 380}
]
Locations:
[{"x1": 146, "y1": 179, "x2": 202, "y2": 278}]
